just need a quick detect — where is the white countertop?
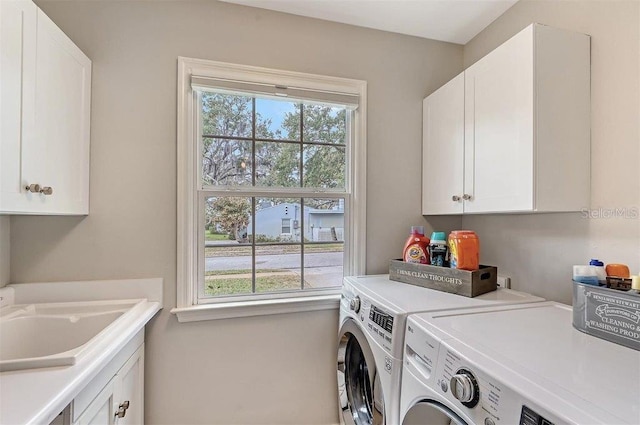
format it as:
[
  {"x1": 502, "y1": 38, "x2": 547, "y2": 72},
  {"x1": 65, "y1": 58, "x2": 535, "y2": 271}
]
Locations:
[{"x1": 0, "y1": 278, "x2": 163, "y2": 425}]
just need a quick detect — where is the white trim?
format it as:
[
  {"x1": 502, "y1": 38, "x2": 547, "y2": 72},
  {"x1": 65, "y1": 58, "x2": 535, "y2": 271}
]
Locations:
[
  {"x1": 191, "y1": 76, "x2": 360, "y2": 109},
  {"x1": 177, "y1": 58, "x2": 197, "y2": 309},
  {"x1": 176, "y1": 57, "x2": 367, "y2": 313},
  {"x1": 180, "y1": 57, "x2": 363, "y2": 97},
  {"x1": 171, "y1": 293, "x2": 340, "y2": 322},
  {"x1": 351, "y1": 86, "x2": 367, "y2": 275}
]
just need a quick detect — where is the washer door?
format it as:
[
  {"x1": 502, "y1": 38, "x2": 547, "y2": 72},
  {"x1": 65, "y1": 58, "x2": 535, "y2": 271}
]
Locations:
[
  {"x1": 337, "y1": 319, "x2": 385, "y2": 425},
  {"x1": 402, "y1": 400, "x2": 468, "y2": 425}
]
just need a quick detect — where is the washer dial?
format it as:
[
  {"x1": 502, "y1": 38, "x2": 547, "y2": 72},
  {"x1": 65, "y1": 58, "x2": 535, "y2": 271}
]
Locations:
[{"x1": 349, "y1": 296, "x2": 361, "y2": 313}]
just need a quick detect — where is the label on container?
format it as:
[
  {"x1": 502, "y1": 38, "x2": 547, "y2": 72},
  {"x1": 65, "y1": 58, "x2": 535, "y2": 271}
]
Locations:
[
  {"x1": 584, "y1": 289, "x2": 640, "y2": 343},
  {"x1": 449, "y1": 239, "x2": 458, "y2": 268},
  {"x1": 405, "y1": 244, "x2": 428, "y2": 264},
  {"x1": 430, "y1": 244, "x2": 448, "y2": 267}
]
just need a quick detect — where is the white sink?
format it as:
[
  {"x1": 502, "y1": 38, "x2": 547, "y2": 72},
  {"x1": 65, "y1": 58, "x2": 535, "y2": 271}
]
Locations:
[{"x1": 0, "y1": 299, "x2": 144, "y2": 371}]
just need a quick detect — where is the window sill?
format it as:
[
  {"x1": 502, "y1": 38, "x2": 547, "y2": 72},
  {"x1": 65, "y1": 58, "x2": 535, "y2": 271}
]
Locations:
[{"x1": 171, "y1": 292, "x2": 341, "y2": 322}]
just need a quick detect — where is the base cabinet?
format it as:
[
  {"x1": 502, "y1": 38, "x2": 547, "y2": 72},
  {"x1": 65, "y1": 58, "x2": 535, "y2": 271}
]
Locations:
[
  {"x1": 422, "y1": 23, "x2": 590, "y2": 215},
  {"x1": 74, "y1": 378, "x2": 117, "y2": 425},
  {"x1": 72, "y1": 337, "x2": 144, "y2": 425}
]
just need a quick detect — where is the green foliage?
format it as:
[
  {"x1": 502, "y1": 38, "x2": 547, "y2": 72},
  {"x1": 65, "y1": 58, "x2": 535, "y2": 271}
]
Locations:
[
  {"x1": 201, "y1": 93, "x2": 275, "y2": 186},
  {"x1": 204, "y1": 229, "x2": 230, "y2": 241},
  {"x1": 207, "y1": 197, "x2": 251, "y2": 242},
  {"x1": 200, "y1": 94, "x2": 347, "y2": 212},
  {"x1": 279, "y1": 104, "x2": 346, "y2": 190},
  {"x1": 250, "y1": 234, "x2": 279, "y2": 243},
  {"x1": 205, "y1": 274, "x2": 301, "y2": 296}
]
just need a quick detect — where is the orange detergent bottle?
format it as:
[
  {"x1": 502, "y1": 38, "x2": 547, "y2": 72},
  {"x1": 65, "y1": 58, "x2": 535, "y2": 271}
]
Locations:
[
  {"x1": 403, "y1": 226, "x2": 430, "y2": 264},
  {"x1": 448, "y1": 230, "x2": 480, "y2": 271}
]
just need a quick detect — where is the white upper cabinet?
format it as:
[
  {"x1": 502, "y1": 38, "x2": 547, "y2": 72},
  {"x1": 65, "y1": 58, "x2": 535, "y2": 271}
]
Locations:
[
  {"x1": 422, "y1": 23, "x2": 590, "y2": 215},
  {"x1": 1, "y1": 0, "x2": 91, "y2": 215},
  {"x1": 422, "y1": 73, "x2": 464, "y2": 215}
]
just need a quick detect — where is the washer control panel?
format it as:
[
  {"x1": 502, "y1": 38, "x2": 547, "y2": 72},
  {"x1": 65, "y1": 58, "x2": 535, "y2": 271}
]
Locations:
[
  {"x1": 369, "y1": 305, "x2": 394, "y2": 334},
  {"x1": 342, "y1": 283, "x2": 396, "y2": 353},
  {"x1": 364, "y1": 302, "x2": 394, "y2": 352}
]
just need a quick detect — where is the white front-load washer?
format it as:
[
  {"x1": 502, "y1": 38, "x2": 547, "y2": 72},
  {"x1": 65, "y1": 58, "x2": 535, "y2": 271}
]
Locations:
[
  {"x1": 337, "y1": 275, "x2": 544, "y2": 425},
  {"x1": 400, "y1": 301, "x2": 640, "y2": 425}
]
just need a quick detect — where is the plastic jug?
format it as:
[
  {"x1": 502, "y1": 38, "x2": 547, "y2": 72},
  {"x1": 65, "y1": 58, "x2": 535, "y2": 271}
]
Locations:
[
  {"x1": 448, "y1": 230, "x2": 479, "y2": 271},
  {"x1": 403, "y1": 226, "x2": 430, "y2": 264}
]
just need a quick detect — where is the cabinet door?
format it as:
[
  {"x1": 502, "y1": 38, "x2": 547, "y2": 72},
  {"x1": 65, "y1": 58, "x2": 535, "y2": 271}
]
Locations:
[
  {"x1": 25, "y1": 9, "x2": 91, "y2": 214},
  {"x1": 74, "y1": 379, "x2": 116, "y2": 425},
  {"x1": 0, "y1": 0, "x2": 37, "y2": 213},
  {"x1": 422, "y1": 73, "x2": 464, "y2": 215},
  {"x1": 464, "y1": 27, "x2": 534, "y2": 213},
  {"x1": 114, "y1": 345, "x2": 144, "y2": 425}
]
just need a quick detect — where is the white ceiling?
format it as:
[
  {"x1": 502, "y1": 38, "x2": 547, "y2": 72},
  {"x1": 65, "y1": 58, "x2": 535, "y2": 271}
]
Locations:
[{"x1": 221, "y1": 0, "x2": 519, "y2": 45}]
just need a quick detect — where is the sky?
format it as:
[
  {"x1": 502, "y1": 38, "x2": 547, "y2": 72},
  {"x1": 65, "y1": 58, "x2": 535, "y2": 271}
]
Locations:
[{"x1": 256, "y1": 98, "x2": 297, "y2": 135}]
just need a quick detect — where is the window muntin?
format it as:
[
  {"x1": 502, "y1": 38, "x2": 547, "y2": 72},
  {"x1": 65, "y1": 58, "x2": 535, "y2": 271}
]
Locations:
[
  {"x1": 198, "y1": 91, "x2": 350, "y2": 301},
  {"x1": 202, "y1": 194, "x2": 345, "y2": 299},
  {"x1": 177, "y1": 58, "x2": 366, "y2": 313},
  {"x1": 200, "y1": 93, "x2": 347, "y2": 191}
]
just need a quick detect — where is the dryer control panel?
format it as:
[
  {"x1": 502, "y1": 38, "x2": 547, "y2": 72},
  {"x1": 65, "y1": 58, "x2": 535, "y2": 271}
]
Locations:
[
  {"x1": 427, "y1": 341, "x2": 567, "y2": 425},
  {"x1": 520, "y1": 406, "x2": 554, "y2": 425}
]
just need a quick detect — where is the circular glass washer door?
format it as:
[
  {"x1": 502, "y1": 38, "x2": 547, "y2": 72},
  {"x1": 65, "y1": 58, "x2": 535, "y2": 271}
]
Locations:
[
  {"x1": 337, "y1": 318, "x2": 385, "y2": 425},
  {"x1": 402, "y1": 400, "x2": 468, "y2": 425}
]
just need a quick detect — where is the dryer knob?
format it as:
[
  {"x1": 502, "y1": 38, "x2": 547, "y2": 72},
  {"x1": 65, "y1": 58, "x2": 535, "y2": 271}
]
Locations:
[
  {"x1": 349, "y1": 296, "x2": 361, "y2": 313},
  {"x1": 450, "y1": 370, "x2": 479, "y2": 407}
]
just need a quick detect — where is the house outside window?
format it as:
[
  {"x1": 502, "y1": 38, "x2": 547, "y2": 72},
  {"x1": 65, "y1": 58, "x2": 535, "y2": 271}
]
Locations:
[{"x1": 175, "y1": 58, "x2": 367, "y2": 320}]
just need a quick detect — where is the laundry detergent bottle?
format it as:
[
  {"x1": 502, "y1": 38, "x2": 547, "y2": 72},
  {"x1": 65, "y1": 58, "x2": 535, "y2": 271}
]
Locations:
[
  {"x1": 403, "y1": 226, "x2": 430, "y2": 264},
  {"x1": 448, "y1": 230, "x2": 480, "y2": 271}
]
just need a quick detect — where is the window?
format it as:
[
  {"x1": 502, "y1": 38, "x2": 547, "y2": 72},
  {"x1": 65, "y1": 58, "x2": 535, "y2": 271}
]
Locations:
[
  {"x1": 175, "y1": 58, "x2": 367, "y2": 320},
  {"x1": 281, "y1": 219, "x2": 291, "y2": 235}
]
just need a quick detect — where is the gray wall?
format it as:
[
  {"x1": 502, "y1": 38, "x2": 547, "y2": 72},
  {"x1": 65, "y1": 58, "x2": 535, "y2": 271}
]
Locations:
[
  {"x1": 10, "y1": 1, "x2": 462, "y2": 423},
  {"x1": 0, "y1": 216, "x2": 8, "y2": 287},
  {"x1": 462, "y1": 0, "x2": 640, "y2": 303}
]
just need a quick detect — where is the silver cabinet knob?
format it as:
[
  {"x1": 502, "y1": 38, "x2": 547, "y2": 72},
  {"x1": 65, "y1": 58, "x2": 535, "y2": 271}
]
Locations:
[
  {"x1": 25, "y1": 184, "x2": 41, "y2": 193},
  {"x1": 452, "y1": 195, "x2": 461, "y2": 202},
  {"x1": 39, "y1": 186, "x2": 53, "y2": 195},
  {"x1": 462, "y1": 194, "x2": 472, "y2": 201}
]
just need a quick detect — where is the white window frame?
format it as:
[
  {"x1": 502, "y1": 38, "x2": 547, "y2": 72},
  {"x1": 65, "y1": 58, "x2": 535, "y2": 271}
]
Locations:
[{"x1": 172, "y1": 57, "x2": 367, "y2": 322}]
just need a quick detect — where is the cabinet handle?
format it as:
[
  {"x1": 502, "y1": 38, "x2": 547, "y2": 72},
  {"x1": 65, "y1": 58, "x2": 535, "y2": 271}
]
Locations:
[
  {"x1": 462, "y1": 194, "x2": 472, "y2": 201},
  {"x1": 25, "y1": 184, "x2": 41, "y2": 193},
  {"x1": 115, "y1": 400, "x2": 130, "y2": 418},
  {"x1": 452, "y1": 195, "x2": 461, "y2": 202},
  {"x1": 39, "y1": 186, "x2": 53, "y2": 195}
]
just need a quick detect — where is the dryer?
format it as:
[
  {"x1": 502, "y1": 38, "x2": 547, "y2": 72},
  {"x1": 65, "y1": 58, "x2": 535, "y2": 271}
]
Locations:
[
  {"x1": 337, "y1": 275, "x2": 544, "y2": 425},
  {"x1": 400, "y1": 302, "x2": 640, "y2": 425}
]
